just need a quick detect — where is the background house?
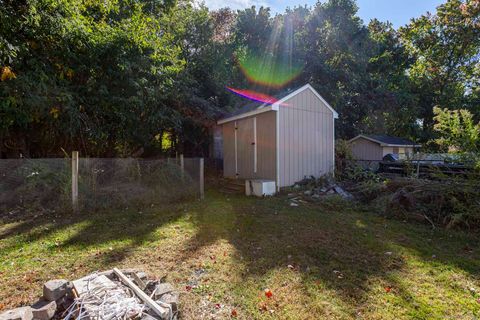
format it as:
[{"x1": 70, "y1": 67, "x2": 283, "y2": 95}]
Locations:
[
  {"x1": 348, "y1": 134, "x2": 421, "y2": 161},
  {"x1": 217, "y1": 84, "x2": 338, "y2": 189}
]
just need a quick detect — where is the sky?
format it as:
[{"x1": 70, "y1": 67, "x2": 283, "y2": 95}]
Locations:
[{"x1": 202, "y1": 0, "x2": 445, "y2": 28}]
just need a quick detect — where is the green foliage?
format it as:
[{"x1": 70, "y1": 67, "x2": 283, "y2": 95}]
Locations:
[
  {"x1": 399, "y1": 0, "x2": 480, "y2": 140},
  {"x1": 433, "y1": 107, "x2": 480, "y2": 153},
  {"x1": 1, "y1": 0, "x2": 479, "y2": 156},
  {"x1": 0, "y1": 0, "x2": 185, "y2": 157}
]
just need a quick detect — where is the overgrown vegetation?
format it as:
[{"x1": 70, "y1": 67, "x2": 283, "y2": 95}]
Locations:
[
  {"x1": 1, "y1": 0, "x2": 479, "y2": 157},
  {"x1": 0, "y1": 158, "x2": 198, "y2": 218},
  {"x1": 349, "y1": 178, "x2": 480, "y2": 230}
]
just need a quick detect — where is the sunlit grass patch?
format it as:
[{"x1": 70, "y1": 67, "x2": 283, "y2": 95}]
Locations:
[{"x1": 0, "y1": 191, "x2": 479, "y2": 319}]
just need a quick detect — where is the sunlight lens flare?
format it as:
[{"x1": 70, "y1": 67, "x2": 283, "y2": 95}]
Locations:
[
  {"x1": 226, "y1": 87, "x2": 278, "y2": 104},
  {"x1": 237, "y1": 53, "x2": 303, "y2": 88}
]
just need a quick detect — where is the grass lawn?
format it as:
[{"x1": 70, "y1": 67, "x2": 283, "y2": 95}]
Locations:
[{"x1": 1, "y1": 190, "x2": 479, "y2": 319}]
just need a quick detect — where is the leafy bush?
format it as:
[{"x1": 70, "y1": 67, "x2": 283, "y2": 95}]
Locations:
[{"x1": 0, "y1": 159, "x2": 71, "y2": 212}]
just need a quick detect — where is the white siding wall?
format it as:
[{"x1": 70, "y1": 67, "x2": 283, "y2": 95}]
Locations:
[
  {"x1": 382, "y1": 147, "x2": 393, "y2": 157},
  {"x1": 278, "y1": 88, "x2": 335, "y2": 187}
]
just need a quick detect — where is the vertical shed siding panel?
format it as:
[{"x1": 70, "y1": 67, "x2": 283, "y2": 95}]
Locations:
[
  {"x1": 278, "y1": 88, "x2": 335, "y2": 187},
  {"x1": 236, "y1": 117, "x2": 254, "y2": 179},
  {"x1": 255, "y1": 112, "x2": 276, "y2": 180},
  {"x1": 222, "y1": 122, "x2": 236, "y2": 177}
]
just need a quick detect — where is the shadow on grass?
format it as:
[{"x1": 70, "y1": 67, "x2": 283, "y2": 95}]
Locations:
[
  {"x1": 0, "y1": 200, "x2": 191, "y2": 260},
  {"x1": 1, "y1": 189, "x2": 479, "y2": 314},
  {"x1": 180, "y1": 191, "x2": 480, "y2": 313}
]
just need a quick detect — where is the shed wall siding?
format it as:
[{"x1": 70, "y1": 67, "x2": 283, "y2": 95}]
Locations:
[
  {"x1": 350, "y1": 138, "x2": 383, "y2": 161},
  {"x1": 222, "y1": 112, "x2": 276, "y2": 181},
  {"x1": 222, "y1": 121, "x2": 236, "y2": 177},
  {"x1": 255, "y1": 111, "x2": 277, "y2": 180},
  {"x1": 278, "y1": 89, "x2": 334, "y2": 187}
]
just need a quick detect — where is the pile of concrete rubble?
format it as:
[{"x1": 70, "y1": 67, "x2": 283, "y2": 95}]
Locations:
[
  {"x1": 288, "y1": 176, "x2": 353, "y2": 206},
  {"x1": 0, "y1": 269, "x2": 178, "y2": 320}
]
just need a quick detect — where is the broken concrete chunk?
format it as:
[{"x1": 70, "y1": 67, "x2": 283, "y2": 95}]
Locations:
[
  {"x1": 136, "y1": 271, "x2": 148, "y2": 280},
  {"x1": 31, "y1": 300, "x2": 56, "y2": 320},
  {"x1": 42, "y1": 280, "x2": 72, "y2": 302},
  {"x1": 333, "y1": 185, "x2": 354, "y2": 199},
  {"x1": 153, "y1": 283, "x2": 175, "y2": 300},
  {"x1": 72, "y1": 274, "x2": 117, "y2": 297},
  {"x1": 0, "y1": 307, "x2": 33, "y2": 320},
  {"x1": 157, "y1": 292, "x2": 179, "y2": 312}
]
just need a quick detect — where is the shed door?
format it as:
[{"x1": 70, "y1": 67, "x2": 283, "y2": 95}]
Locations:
[{"x1": 236, "y1": 117, "x2": 255, "y2": 178}]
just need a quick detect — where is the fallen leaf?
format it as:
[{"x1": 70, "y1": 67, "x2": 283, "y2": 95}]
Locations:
[
  {"x1": 259, "y1": 302, "x2": 268, "y2": 311},
  {"x1": 231, "y1": 309, "x2": 238, "y2": 317},
  {"x1": 265, "y1": 289, "x2": 273, "y2": 298}
]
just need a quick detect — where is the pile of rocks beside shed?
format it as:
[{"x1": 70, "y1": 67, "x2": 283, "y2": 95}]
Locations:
[
  {"x1": 288, "y1": 176, "x2": 353, "y2": 206},
  {"x1": 0, "y1": 269, "x2": 178, "y2": 320}
]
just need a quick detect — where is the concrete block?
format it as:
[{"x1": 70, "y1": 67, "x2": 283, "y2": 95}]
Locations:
[
  {"x1": 153, "y1": 283, "x2": 175, "y2": 299},
  {"x1": 157, "y1": 292, "x2": 179, "y2": 312},
  {"x1": 43, "y1": 279, "x2": 72, "y2": 302},
  {"x1": 153, "y1": 283, "x2": 178, "y2": 313},
  {"x1": 31, "y1": 300, "x2": 56, "y2": 320},
  {"x1": 0, "y1": 307, "x2": 33, "y2": 320}
]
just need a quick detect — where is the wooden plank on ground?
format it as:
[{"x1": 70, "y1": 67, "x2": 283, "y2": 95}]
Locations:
[{"x1": 113, "y1": 268, "x2": 170, "y2": 319}]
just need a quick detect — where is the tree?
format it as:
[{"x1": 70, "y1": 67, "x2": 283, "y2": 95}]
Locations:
[
  {"x1": 0, "y1": 0, "x2": 184, "y2": 157},
  {"x1": 399, "y1": 0, "x2": 480, "y2": 141},
  {"x1": 433, "y1": 107, "x2": 480, "y2": 153},
  {"x1": 303, "y1": 0, "x2": 372, "y2": 138}
]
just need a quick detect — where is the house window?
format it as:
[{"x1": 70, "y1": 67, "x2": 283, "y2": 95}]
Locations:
[{"x1": 393, "y1": 147, "x2": 399, "y2": 154}]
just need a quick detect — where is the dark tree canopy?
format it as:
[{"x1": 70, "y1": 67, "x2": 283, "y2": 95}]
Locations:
[{"x1": 1, "y1": 0, "x2": 479, "y2": 157}]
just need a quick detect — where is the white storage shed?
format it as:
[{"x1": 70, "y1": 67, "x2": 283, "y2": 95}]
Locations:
[{"x1": 217, "y1": 84, "x2": 338, "y2": 190}]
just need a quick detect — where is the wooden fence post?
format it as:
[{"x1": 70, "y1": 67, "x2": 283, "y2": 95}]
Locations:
[
  {"x1": 72, "y1": 151, "x2": 79, "y2": 212},
  {"x1": 199, "y1": 158, "x2": 204, "y2": 200},
  {"x1": 180, "y1": 154, "x2": 184, "y2": 180}
]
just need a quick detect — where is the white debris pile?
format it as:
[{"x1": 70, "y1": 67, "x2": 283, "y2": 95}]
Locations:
[
  {"x1": 288, "y1": 176, "x2": 354, "y2": 206},
  {"x1": 64, "y1": 274, "x2": 144, "y2": 320},
  {"x1": 0, "y1": 269, "x2": 178, "y2": 320}
]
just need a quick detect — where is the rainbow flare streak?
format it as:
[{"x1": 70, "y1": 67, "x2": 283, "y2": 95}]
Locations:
[{"x1": 226, "y1": 86, "x2": 279, "y2": 105}]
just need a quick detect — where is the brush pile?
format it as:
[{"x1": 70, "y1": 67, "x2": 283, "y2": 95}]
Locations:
[{"x1": 349, "y1": 177, "x2": 480, "y2": 230}]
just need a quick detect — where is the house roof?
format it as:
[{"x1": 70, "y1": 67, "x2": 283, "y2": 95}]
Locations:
[
  {"x1": 349, "y1": 134, "x2": 421, "y2": 147},
  {"x1": 217, "y1": 84, "x2": 338, "y2": 125}
]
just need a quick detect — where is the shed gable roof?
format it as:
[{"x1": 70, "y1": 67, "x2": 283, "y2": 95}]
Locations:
[
  {"x1": 349, "y1": 134, "x2": 421, "y2": 147},
  {"x1": 217, "y1": 84, "x2": 338, "y2": 125}
]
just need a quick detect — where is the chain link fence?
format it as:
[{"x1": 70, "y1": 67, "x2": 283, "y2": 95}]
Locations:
[{"x1": 0, "y1": 156, "x2": 203, "y2": 214}]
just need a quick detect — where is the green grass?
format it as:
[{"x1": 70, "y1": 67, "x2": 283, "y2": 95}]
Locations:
[{"x1": 1, "y1": 191, "x2": 479, "y2": 319}]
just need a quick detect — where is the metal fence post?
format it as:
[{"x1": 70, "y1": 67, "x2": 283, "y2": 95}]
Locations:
[
  {"x1": 72, "y1": 151, "x2": 79, "y2": 212},
  {"x1": 199, "y1": 158, "x2": 204, "y2": 199}
]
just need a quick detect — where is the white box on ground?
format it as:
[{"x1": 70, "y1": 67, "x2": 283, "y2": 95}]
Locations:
[{"x1": 245, "y1": 179, "x2": 276, "y2": 197}]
